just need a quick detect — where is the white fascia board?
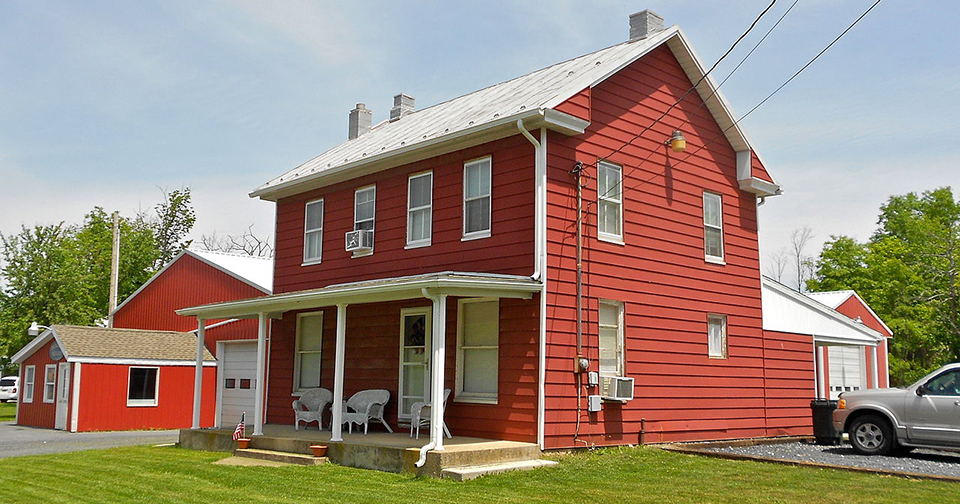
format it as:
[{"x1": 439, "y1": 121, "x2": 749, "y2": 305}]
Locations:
[
  {"x1": 814, "y1": 334, "x2": 879, "y2": 347},
  {"x1": 177, "y1": 273, "x2": 542, "y2": 320},
  {"x1": 67, "y1": 356, "x2": 217, "y2": 366},
  {"x1": 10, "y1": 328, "x2": 69, "y2": 364}
]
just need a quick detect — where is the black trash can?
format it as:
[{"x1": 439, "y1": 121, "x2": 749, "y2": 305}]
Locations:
[{"x1": 810, "y1": 399, "x2": 839, "y2": 445}]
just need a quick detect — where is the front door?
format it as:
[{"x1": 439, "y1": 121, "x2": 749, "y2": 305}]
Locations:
[
  {"x1": 54, "y1": 362, "x2": 70, "y2": 430},
  {"x1": 399, "y1": 308, "x2": 431, "y2": 420}
]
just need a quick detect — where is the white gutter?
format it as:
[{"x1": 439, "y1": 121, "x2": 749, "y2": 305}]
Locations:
[{"x1": 517, "y1": 119, "x2": 549, "y2": 450}]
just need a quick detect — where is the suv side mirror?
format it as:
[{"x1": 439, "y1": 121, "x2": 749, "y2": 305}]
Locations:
[{"x1": 916, "y1": 385, "x2": 926, "y2": 396}]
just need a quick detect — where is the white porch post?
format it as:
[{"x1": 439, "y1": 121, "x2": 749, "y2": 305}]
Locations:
[
  {"x1": 192, "y1": 318, "x2": 205, "y2": 429},
  {"x1": 815, "y1": 344, "x2": 826, "y2": 399},
  {"x1": 870, "y1": 345, "x2": 879, "y2": 389},
  {"x1": 331, "y1": 303, "x2": 347, "y2": 442},
  {"x1": 253, "y1": 313, "x2": 268, "y2": 436},
  {"x1": 430, "y1": 293, "x2": 448, "y2": 451}
]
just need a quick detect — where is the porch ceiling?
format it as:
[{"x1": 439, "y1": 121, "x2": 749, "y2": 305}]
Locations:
[{"x1": 175, "y1": 271, "x2": 542, "y2": 320}]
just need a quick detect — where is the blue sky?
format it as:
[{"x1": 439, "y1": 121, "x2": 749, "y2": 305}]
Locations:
[{"x1": 2, "y1": 0, "x2": 958, "y2": 286}]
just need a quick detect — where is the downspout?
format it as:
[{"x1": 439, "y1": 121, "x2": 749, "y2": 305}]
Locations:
[
  {"x1": 416, "y1": 288, "x2": 448, "y2": 467},
  {"x1": 517, "y1": 119, "x2": 548, "y2": 450}
]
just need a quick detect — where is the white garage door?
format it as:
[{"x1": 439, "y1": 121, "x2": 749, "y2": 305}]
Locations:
[
  {"x1": 220, "y1": 342, "x2": 258, "y2": 428},
  {"x1": 828, "y1": 345, "x2": 864, "y2": 400}
]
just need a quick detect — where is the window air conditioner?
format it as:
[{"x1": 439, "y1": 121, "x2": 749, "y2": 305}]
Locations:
[
  {"x1": 600, "y1": 376, "x2": 634, "y2": 402},
  {"x1": 345, "y1": 229, "x2": 374, "y2": 252}
]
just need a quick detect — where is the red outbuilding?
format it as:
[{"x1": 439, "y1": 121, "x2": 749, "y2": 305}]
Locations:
[{"x1": 11, "y1": 325, "x2": 216, "y2": 432}]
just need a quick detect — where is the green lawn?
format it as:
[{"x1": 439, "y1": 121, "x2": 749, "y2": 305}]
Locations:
[
  {"x1": 0, "y1": 402, "x2": 15, "y2": 422},
  {"x1": 0, "y1": 445, "x2": 953, "y2": 504}
]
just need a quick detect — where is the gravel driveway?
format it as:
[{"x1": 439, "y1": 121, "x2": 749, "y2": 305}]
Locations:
[
  {"x1": 0, "y1": 421, "x2": 179, "y2": 458},
  {"x1": 708, "y1": 441, "x2": 960, "y2": 478}
]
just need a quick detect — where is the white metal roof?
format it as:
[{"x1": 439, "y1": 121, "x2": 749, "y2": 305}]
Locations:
[
  {"x1": 189, "y1": 249, "x2": 274, "y2": 293},
  {"x1": 806, "y1": 289, "x2": 893, "y2": 336},
  {"x1": 251, "y1": 25, "x2": 768, "y2": 201},
  {"x1": 761, "y1": 277, "x2": 884, "y2": 346}
]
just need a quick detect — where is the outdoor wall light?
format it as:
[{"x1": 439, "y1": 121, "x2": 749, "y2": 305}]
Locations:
[
  {"x1": 665, "y1": 129, "x2": 686, "y2": 153},
  {"x1": 27, "y1": 322, "x2": 49, "y2": 337}
]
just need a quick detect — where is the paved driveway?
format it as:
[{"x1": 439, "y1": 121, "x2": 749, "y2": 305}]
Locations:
[{"x1": 0, "y1": 421, "x2": 179, "y2": 458}]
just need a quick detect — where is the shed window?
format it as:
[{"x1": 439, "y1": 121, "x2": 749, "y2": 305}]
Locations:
[
  {"x1": 43, "y1": 364, "x2": 56, "y2": 403},
  {"x1": 599, "y1": 301, "x2": 625, "y2": 376},
  {"x1": 598, "y1": 161, "x2": 623, "y2": 242},
  {"x1": 703, "y1": 192, "x2": 724, "y2": 262},
  {"x1": 23, "y1": 365, "x2": 35, "y2": 403},
  {"x1": 456, "y1": 299, "x2": 499, "y2": 403},
  {"x1": 127, "y1": 367, "x2": 159, "y2": 407},
  {"x1": 463, "y1": 157, "x2": 492, "y2": 239},
  {"x1": 708, "y1": 315, "x2": 727, "y2": 359},
  {"x1": 407, "y1": 172, "x2": 433, "y2": 247},
  {"x1": 303, "y1": 199, "x2": 324, "y2": 264},
  {"x1": 295, "y1": 312, "x2": 323, "y2": 391}
]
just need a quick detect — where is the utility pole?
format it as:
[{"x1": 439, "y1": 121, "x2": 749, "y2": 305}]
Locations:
[{"x1": 108, "y1": 211, "x2": 120, "y2": 327}]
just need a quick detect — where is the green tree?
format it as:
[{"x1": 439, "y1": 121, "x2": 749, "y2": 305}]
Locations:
[{"x1": 154, "y1": 188, "x2": 196, "y2": 269}]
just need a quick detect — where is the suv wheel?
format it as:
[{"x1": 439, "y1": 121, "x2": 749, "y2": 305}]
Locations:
[{"x1": 849, "y1": 414, "x2": 894, "y2": 455}]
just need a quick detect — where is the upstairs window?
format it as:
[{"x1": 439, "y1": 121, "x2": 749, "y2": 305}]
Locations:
[
  {"x1": 127, "y1": 367, "x2": 159, "y2": 406},
  {"x1": 703, "y1": 192, "x2": 724, "y2": 262},
  {"x1": 463, "y1": 157, "x2": 492, "y2": 239},
  {"x1": 708, "y1": 314, "x2": 727, "y2": 359},
  {"x1": 598, "y1": 161, "x2": 623, "y2": 242},
  {"x1": 355, "y1": 186, "x2": 376, "y2": 232},
  {"x1": 407, "y1": 172, "x2": 433, "y2": 247},
  {"x1": 303, "y1": 199, "x2": 324, "y2": 264},
  {"x1": 295, "y1": 312, "x2": 323, "y2": 391},
  {"x1": 598, "y1": 301, "x2": 625, "y2": 376}
]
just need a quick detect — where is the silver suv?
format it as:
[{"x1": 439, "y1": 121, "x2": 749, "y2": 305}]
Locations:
[{"x1": 833, "y1": 363, "x2": 960, "y2": 455}]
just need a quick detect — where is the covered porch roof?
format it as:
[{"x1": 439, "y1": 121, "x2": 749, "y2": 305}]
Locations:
[{"x1": 175, "y1": 271, "x2": 542, "y2": 320}]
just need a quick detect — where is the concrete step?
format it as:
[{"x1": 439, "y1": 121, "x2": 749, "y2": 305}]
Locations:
[
  {"x1": 235, "y1": 448, "x2": 327, "y2": 466},
  {"x1": 441, "y1": 459, "x2": 558, "y2": 481}
]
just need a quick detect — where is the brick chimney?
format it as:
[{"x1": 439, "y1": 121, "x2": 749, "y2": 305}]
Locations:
[
  {"x1": 389, "y1": 93, "x2": 415, "y2": 122},
  {"x1": 348, "y1": 103, "x2": 372, "y2": 140},
  {"x1": 629, "y1": 10, "x2": 664, "y2": 41}
]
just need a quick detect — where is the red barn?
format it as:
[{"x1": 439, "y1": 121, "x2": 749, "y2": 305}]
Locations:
[
  {"x1": 177, "y1": 11, "x2": 858, "y2": 452},
  {"x1": 11, "y1": 325, "x2": 216, "y2": 432}
]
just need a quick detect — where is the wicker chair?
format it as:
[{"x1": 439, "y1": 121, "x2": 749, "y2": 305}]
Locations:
[
  {"x1": 410, "y1": 388, "x2": 452, "y2": 439},
  {"x1": 341, "y1": 389, "x2": 393, "y2": 435},
  {"x1": 292, "y1": 388, "x2": 333, "y2": 430}
]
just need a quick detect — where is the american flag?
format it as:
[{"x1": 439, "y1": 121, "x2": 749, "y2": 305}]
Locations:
[{"x1": 232, "y1": 413, "x2": 245, "y2": 441}]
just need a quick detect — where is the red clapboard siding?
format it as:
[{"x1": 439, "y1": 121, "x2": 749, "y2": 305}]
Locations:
[
  {"x1": 265, "y1": 297, "x2": 538, "y2": 442},
  {"x1": 271, "y1": 136, "x2": 535, "y2": 294},
  {"x1": 113, "y1": 253, "x2": 268, "y2": 333},
  {"x1": 16, "y1": 340, "x2": 60, "y2": 429},
  {"x1": 541, "y1": 44, "x2": 772, "y2": 448},
  {"x1": 75, "y1": 363, "x2": 216, "y2": 431}
]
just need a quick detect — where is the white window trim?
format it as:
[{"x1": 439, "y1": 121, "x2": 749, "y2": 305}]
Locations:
[
  {"x1": 293, "y1": 311, "x2": 323, "y2": 393},
  {"x1": 455, "y1": 298, "x2": 499, "y2": 404},
  {"x1": 406, "y1": 171, "x2": 433, "y2": 248},
  {"x1": 398, "y1": 306, "x2": 432, "y2": 419},
  {"x1": 353, "y1": 185, "x2": 376, "y2": 257},
  {"x1": 127, "y1": 366, "x2": 159, "y2": 407},
  {"x1": 302, "y1": 198, "x2": 324, "y2": 266},
  {"x1": 708, "y1": 314, "x2": 728, "y2": 359},
  {"x1": 598, "y1": 300, "x2": 625, "y2": 377},
  {"x1": 703, "y1": 192, "x2": 725, "y2": 264},
  {"x1": 597, "y1": 161, "x2": 624, "y2": 244},
  {"x1": 23, "y1": 365, "x2": 35, "y2": 403},
  {"x1": 43, "y1": 364, "x2": 56, "y2": 403},
  {"x1": 462, "y1": 156, "x2": 492, "y2": 241}
]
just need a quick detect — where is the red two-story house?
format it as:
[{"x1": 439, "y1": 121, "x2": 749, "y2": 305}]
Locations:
[{"x1": 179, "y1": 11, "x2": 791, "y2": 452}]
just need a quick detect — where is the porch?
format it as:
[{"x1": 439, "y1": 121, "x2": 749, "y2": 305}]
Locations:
[{"x1": 179, "y1": 425, "x2": 552, "y2": 479}]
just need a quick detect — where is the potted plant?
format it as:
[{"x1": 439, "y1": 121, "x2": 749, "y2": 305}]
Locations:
[
  {"x1": 236, "y1": 438, "x2": 252, "y2": 449},
  {"x1": 309, "y1": 444, "x2": 327, "y2": 457}
]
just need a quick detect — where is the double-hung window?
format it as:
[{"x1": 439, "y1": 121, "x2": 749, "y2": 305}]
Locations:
[
  {"x1": 703, "y1": 192, "x2": 724, "y2": 263},
  {"x1": 350, "y1": 186, "x2": 376, "y2": 255},
  {"x1": 127, "y1": 367, "x2": 159, "y2": 406},
  {"x1": 23, "y1": 365, "x2": 35, "y2": 403},
  {"x1": 598, "y1": 161, "x2": 623, "y2": 242},
  {"x1": 456, "y1": 299, "x2": 499, "y2": 403},
  {"x1": 463, "y1": 157, "x2": 491, "y2": 239},
  {"x1": 295, "y1": 312, "x2": 323, "y2": 391},
  {"x1": 303, "y1": 199, "x2": 324, "y2": 264},
  {"x1": 43, "y1": 364, "x2": 56, "y2": 403},
  {"x1": 708, "y1": 314, "x2": 727, "y2": 358},
  {"x1": 407, "y1": 172, "x2": 433, "y2": 247},
  {"x1": 598, "y1": 301, "x2": 625, "y2": 376}
]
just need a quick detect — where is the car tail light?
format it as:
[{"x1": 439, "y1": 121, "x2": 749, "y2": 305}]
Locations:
[{"x1": 837, "y1": 399, "x2": 846, "y2": 410}]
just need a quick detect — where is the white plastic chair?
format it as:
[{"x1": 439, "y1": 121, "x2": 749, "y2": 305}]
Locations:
[
  {"x1": 341, "y1": 389, "x2": 393, "y2": 434},
  {"x1": 410, "y1": 388, "x2": 452, "y2": 439},
  {"x1": 292, "y1": 388, "x2": 332, "y2": 430}
]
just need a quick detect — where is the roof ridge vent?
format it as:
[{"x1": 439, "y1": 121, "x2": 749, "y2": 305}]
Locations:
[
  {"x1": 389, "y1": 93, "x2": 415, "y2": 122},
  {"x1": 629, "y1": 10, "x2": 664, "y2": 41}
]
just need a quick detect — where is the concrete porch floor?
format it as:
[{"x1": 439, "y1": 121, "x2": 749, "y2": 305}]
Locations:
[{"x1": 180, "y1": 424, "x2": 547, "y2": 478}]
